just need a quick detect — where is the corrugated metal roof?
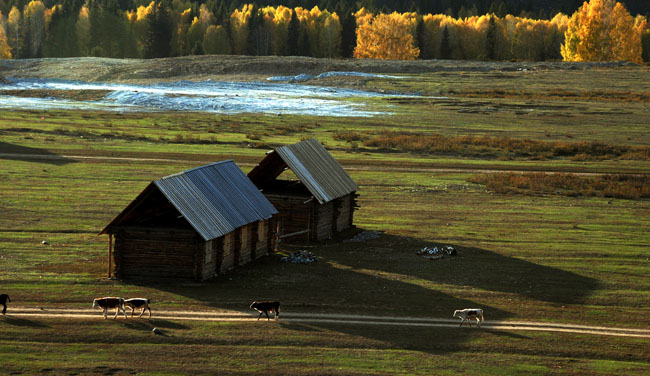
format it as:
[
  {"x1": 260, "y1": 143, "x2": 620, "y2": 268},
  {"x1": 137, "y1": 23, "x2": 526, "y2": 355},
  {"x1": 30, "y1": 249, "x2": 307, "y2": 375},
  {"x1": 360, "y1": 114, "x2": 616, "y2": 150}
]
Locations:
[
  {"x1": 103, "y1": 160, "x2": 277, "y2": 241},
  {"x1": 274, "y1": 139, "x2": 359, "y2": 204}
]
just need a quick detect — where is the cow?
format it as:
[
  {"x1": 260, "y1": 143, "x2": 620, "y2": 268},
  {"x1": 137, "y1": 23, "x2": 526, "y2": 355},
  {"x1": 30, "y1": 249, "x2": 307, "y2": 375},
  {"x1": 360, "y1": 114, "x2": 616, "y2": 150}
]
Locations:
[
  {"x1": 124, "y1": 298, "x2": 151, "y2": 318},
  {"x1": 453, "y1": 308, "x2": 484, "y2": 327},
  {"x1": 250, "y1": 301, "x2": 280, "y2": 321},
  {"x1": 92, "y1": 297, "x2": 128, "y2": 319},
  {"x1": 0, "y1": 294, "x2": 10, "y2": 315}
]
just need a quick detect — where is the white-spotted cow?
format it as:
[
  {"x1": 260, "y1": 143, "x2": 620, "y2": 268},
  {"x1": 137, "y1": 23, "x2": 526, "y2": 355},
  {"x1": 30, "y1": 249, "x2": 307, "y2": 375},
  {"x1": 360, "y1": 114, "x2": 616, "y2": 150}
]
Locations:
[
  {"x1": 250, "y1": 301, "x2": 280, "y2": 321},
  {"x1": 92, "y1": 297, "x2": 128, "y2": 319},
  {"x1": 124, "y1": 298, "x2": 152, "y2": 318},
  {"x1": 453, "y1": 308, "x2": 484, "y2": 327}
]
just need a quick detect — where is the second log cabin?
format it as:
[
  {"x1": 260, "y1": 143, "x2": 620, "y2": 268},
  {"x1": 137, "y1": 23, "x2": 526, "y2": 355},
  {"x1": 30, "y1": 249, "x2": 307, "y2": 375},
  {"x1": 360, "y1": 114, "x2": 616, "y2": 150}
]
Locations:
[{"x1": 248, "y1": 138, "x2": 359, "y2": 242}]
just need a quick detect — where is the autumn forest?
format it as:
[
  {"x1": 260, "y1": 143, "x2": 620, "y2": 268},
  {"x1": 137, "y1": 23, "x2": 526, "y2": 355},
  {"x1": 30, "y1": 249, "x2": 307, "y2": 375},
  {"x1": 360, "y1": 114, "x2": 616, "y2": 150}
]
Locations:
[{"x1": 0, "y1": 0, "x2": 648, "y2": 62}]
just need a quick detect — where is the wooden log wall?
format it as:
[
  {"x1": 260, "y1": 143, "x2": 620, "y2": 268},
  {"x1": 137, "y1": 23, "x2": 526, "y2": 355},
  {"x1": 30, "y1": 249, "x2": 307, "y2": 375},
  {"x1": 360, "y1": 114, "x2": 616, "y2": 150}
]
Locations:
[
  {"x1": 113, "y1": 220, "x2": 276, "y2": 281},
  {"x1": 113, "y1": 228, "x2": 200, "y2": 280},
  {"x1": 265, "y1": 192, "x2": 357, "y2": 242},
  {"x1": 202, "y1": 240, "x2": 217, "y2": 280},
  {"x1": 221, "y1": 232, "x2": 236, "y2": 273},
  {"x1": 265, "y1": 194, "x2": 313, "y2": 242},
  {"x1": 256, "y1": 219, "x2": 270, "y2": 257},
  {"x1": 240, "y1": 225, "x2": 252, "y2": 265},
  {"x1": 204, "y1": 220, "x2": 272, "y2": 277},
  {"x1": 336, "y1": 194, "x2": 355, "y2": 232},
  {"x1": 313, "y1": 200, "x2": 334, "y2": 241},
  {"x1": 350, "y1": 193, "x2": 359, "y2": 228}
]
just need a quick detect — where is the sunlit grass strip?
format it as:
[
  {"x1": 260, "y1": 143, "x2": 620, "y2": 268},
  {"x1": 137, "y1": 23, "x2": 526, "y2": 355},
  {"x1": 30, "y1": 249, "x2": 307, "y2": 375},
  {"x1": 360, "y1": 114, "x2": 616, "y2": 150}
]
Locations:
[{"x1": 468, "y1": 172, "x2": 650, "y2": 200}]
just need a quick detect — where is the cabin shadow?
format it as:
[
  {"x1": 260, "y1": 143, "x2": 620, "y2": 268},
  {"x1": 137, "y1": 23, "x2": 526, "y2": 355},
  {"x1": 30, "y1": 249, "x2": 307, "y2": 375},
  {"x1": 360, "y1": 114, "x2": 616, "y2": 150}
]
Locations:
[
  {"x1": 128, "y1": 261, "x2": 503, "y2": 354},
  {"x1": 122, "y1": 229, "x2": 598, "y2": 354},
  {"x1": 0, "y1": 141, "x2": 74, "y2": 165},
  {"x1": 360, "y1": 232, "x2": 600, "y2": 306}
]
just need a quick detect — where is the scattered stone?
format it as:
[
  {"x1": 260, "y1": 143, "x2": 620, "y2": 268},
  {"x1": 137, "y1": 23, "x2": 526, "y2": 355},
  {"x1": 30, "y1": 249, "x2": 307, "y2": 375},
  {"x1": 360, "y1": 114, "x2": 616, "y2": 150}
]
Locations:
[
  {"x1": 416, "y1": 245, "x2": 457, "y2": 260},
  {"x1": 281, "y1": 251, "x2": 319, "y2": 264},
  {"x1": 344, "y1": 231, "x2": 382, "y2": 242}
]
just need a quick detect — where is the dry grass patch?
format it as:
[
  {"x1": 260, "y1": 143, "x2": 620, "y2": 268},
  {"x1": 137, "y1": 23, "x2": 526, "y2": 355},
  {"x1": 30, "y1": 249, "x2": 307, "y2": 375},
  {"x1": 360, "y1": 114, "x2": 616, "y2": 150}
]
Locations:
[
  {"x1": 459, "y1": 88, "x2": 650, "y2": 102},
  {"x1": 334, "y1": 130, "x2": 650, "y2": 161},
  {"x1": 468, "y1": 173, "x2": 650, "y2": 200}
]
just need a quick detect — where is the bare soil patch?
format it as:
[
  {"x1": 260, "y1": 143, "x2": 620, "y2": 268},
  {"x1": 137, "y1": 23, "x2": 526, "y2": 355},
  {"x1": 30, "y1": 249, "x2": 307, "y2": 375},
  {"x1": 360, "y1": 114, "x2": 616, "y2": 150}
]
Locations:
[{"x1": 0, "y1": 89, "x2": 110, "y2": 101}]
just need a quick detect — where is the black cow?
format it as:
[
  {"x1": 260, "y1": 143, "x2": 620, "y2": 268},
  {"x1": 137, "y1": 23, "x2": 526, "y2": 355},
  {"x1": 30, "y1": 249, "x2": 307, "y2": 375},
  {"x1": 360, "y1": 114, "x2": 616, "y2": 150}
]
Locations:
[
  {"x1": 250, "y1": 301, "x2": 280, "y2": 321},
  {"x1": 0, "y1": 294, "x2": 10, "y2": 315},
  {"x1": 92, "y1": 297, "x2": 127, "y2": 319}
]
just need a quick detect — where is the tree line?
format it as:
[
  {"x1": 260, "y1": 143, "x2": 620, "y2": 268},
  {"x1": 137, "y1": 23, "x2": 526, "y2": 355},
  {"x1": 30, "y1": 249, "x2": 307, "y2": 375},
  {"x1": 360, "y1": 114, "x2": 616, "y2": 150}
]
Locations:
[
  {"x1": 5, "y1": 0, "x2": 646, "y2": 19},
  {"x1": 0, "y1": 0, "x2": 648, "y2": 62}
]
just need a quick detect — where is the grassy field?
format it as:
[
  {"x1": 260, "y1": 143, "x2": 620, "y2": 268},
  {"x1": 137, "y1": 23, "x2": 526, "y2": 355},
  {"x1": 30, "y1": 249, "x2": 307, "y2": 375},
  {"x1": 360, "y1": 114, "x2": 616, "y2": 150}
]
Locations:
[{"x1": 1, "y1": 64, "x2": 649, "y2": 374}]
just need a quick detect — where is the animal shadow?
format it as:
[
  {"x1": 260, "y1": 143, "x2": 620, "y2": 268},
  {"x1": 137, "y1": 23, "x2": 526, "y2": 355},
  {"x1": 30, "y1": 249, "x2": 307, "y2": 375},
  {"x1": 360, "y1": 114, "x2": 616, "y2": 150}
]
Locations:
[
  {"x1": 1, "y1": 315, "x2": 51, "y2": 328},
  {"x1": 121, "y1": 319, "x2": 189, "y2": 331}
]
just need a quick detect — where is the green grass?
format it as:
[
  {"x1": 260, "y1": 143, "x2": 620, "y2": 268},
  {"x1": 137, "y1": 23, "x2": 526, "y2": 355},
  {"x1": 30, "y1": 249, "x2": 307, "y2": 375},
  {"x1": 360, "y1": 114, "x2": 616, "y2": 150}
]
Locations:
[
  {"x1": 1, "y1": 65, "x2": 649, "y2": 374},
  {"x1": 2, "y1": 319, "x2": 649, "y2": 375}
]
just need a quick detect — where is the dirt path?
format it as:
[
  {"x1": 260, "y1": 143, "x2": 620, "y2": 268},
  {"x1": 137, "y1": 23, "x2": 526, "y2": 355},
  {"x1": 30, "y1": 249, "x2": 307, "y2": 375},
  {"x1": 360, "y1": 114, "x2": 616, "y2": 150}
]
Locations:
[
  {"x1": 1, "y1": 152, "x2": 641, "y2": 176},
  {"x1": 5, "y1": 307, "x2": 650, "y2": 338}
]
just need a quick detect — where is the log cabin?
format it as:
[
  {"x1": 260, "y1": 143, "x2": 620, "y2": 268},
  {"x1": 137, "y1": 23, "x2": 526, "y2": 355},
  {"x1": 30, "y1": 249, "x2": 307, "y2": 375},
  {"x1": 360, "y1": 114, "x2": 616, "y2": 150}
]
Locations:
[
  {"x1": 248, "y1": 139, "x2": 359, "y2": 242},
  {"x1": 100, "y1": 160, "x2": 278, "y2": 280}
]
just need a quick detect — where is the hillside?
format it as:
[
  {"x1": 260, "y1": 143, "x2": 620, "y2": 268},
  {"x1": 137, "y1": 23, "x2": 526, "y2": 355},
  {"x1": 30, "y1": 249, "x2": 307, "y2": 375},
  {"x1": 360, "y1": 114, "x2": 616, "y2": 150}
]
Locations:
[{"x1": 0, "y1": 55, "x2": 637, "y2": 84}]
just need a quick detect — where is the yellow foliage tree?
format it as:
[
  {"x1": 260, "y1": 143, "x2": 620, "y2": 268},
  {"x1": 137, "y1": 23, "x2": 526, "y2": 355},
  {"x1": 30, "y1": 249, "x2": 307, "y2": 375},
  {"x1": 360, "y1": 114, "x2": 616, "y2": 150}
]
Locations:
[
  {"x1": 75, "y1": 5, "x2": 91, "y2": 56},
  {"x1": 230, "y1": 4, "x2": 253, "y2": 55},
  {"x1": 561, "y1": 0, "x2": 642, "y2": 63},
  {"x1": 7, "y1": 7, "x2": 21, "y2": 58},
  {"x1": 320, "y1": 12, "x2": 341, "y2": 58},
  {"x1": 170, "y1": 8, "x2": 193, "y2": 56},
  {"x1": 294, "y1": 6, "x2": 341, "y2": 58},
  {"x1": 125, "y1": 1, "x2": 155, "y2": 56},
  {"x1": 419, "y1": 13, "x2": 568, "y2": 61},
  {"x1": 354, "y1": 11, "x2": 419, "y2": 60},
  {"x1": 203, "y1": 25, "x2": 231, "y2": 55},
  {"x1": 0, "y1": 23, "x2": 12, "y2": 59},
  {"x1": 636, "y1": 15, "x2": 650, "y2": 61},
  {"x1": 354, "y1": 7, "x2": 373, "y2": 27},
  {"x1": 259, "y1": 5, "x2": 292, "y2": 56},
  {"x1": 23, "y1": 0, "x2": 46, "y2": 57}
]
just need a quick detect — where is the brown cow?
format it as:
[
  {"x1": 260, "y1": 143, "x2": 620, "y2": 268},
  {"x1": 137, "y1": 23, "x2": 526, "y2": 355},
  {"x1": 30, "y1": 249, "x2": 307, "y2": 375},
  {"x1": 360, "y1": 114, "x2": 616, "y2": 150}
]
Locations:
[{"x1": 92, "y1": 297, "x2": 127, "y2": 319}]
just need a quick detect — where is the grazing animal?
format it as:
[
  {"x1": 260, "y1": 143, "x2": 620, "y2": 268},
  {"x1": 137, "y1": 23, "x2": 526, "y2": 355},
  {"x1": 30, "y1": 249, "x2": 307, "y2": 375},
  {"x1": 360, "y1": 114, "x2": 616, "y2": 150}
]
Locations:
[
  {"x1": 250, "y1": 301, "x2": 280, "y2": 321},
  {"x1": 124, "y1": 298, "x2": 152, "y2": 318},
  {"x1": 453, "y1": 308, "x2": 484, "y2": 327},
  {"x1": 0, "y1": 294, "x2": 10, "y2": 315},
  {"x1": 92, "y1": 297, "x2": 127, "y2": 320}
]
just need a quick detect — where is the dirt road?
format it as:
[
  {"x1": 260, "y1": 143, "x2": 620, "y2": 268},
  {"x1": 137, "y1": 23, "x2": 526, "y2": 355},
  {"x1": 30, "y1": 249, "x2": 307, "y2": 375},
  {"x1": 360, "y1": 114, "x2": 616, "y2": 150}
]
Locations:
[
  {"x1": 5, "y1": 307, "x2": 650, "y2": 338},
  {"x1": 2, "y1": 152, "x2": 642, "y2": 176}
]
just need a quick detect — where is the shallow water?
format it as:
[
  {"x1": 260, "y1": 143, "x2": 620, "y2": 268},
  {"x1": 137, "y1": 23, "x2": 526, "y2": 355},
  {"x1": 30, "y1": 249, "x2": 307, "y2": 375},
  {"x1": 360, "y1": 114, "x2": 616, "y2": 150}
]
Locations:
[
  {"x1": 266, "y1": 71, "x2": 404, "y2": 82},
  {"x1": 0, "y1": 77, "x2": 397, "y2": 117}
]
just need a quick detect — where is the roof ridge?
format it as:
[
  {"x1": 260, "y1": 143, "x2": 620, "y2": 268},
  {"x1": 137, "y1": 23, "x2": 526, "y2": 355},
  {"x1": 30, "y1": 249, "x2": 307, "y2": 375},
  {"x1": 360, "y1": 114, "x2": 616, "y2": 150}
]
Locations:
[{"x1": 161, "y1": 160, "x2": 234, "y2": 180}]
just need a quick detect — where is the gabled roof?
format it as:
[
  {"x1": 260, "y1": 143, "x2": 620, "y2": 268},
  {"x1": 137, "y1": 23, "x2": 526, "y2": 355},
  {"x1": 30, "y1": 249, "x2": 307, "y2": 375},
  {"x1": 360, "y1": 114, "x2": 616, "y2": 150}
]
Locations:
[
  {"x1": 248, "y1": 138, "x2": 359, "y2": 204},
  {"x1": 101, "y1": 160, "x2": 278, "y2": 241}
]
